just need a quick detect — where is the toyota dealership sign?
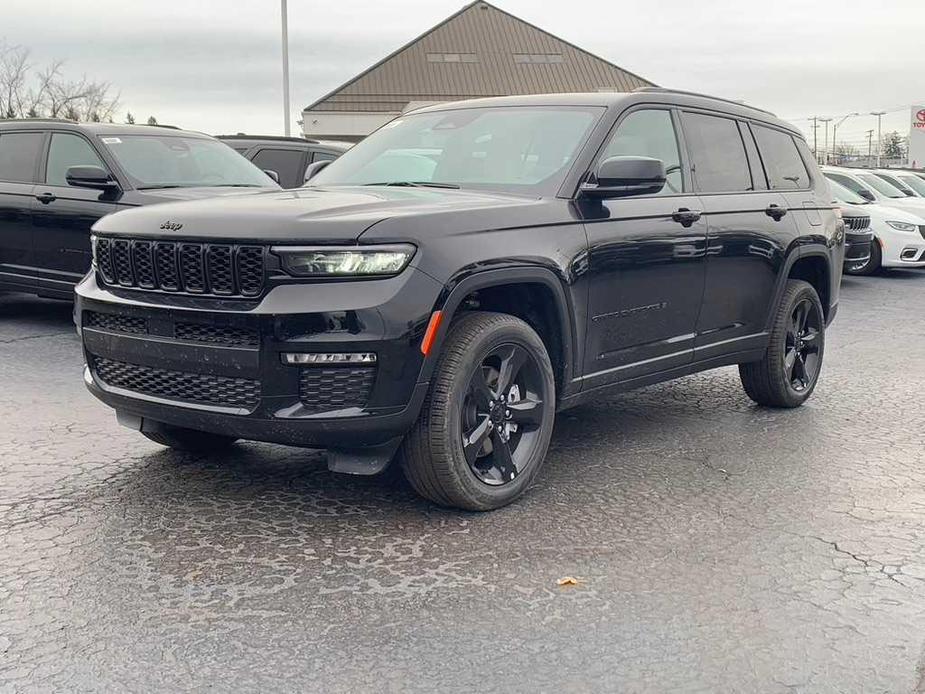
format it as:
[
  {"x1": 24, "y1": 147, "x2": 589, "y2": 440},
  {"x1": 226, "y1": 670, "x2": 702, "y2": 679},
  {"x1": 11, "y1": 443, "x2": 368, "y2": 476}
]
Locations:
[{"x1": 911, "y1": 106, "x2": 925, "y2": 168}]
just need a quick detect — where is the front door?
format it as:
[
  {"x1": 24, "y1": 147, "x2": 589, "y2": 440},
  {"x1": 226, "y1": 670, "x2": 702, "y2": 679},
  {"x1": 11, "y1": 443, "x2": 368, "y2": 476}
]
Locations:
[
  {"x1": 581, "y1": 107, "x2": 707, "y2": 390},
  {"x1": 31, "y1": 132, "x2": 118, "y2": 292}
]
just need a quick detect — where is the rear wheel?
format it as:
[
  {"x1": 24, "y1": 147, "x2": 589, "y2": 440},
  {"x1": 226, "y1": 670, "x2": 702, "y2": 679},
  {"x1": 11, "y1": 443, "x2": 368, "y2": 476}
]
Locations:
[
  {"x1": 739, "y1": 279, "x2": 825, "y2": 408},
  {"x1": 142, "y1": 424, "x2": 238, "y2": 452},
  {"x1": 845, "y1": 239, "x2": 881, "y2": 275},
  {"x1": 401, "y1": 311, "x2": 556, "y2": 511}
]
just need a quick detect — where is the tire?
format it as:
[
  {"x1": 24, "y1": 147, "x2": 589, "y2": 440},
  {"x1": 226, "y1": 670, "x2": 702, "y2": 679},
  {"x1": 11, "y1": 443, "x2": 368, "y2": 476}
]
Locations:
[
  {"x1": 739, "y1": 279, "x2": 825, "y2": 408},
  {"x1": 844, "y1": 240, "x2": 881, "y2": 276},
  {"x1": 142, "y1": 424, "x2": 238, "y2": 452},
  {"x1": 400, "y1": 311, "x2": 556, "y2": 511}
]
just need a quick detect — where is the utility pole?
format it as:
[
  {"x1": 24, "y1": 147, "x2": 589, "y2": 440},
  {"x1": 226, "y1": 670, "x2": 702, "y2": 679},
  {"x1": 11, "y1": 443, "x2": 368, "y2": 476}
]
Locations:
[
  {"x1": 832, "y1": 113, "x2": 860, "y2": 166},
  {"x1": 811, "y1": 116, "x2": 819, "y2": 159},
  {"x1": 819, "y1": 118, "x2": 832, "y2": 165},
  {"x1": 866, "y1": 129, "x2": 874, "y2": 166},
  {"x1": 871, "y1": 111, "x2": 886, "y2": 167},
  {"x1": 281, "y1": 0, "x2": 291, "y2": 137}
]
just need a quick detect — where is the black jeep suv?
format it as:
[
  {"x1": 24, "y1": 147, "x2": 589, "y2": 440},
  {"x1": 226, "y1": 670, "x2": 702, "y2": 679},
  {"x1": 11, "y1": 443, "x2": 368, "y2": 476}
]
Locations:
[
  {"x1": 76, "y1": 90, "x2": 844, "y2": 510},
  {"x1": 0, "y1": 120, "x2": 279, "y2": 299}
]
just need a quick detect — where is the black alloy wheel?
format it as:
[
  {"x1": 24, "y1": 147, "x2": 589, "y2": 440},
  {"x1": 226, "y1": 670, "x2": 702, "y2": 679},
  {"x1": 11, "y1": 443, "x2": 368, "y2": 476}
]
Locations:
[
  {"x1": 784, "y1": 298, "x2": 822, "y2": 393},
  {"x1": 401, "y1": 311, "x2": 556, "y2": 511},
  {"x1": 460, "y1": 343, "x2": 547, "y2": 486}
]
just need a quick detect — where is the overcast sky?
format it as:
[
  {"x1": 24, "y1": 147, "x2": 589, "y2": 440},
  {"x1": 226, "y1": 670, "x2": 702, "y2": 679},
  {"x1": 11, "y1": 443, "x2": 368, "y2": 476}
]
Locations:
[{"x1": 4, "y1": 0, "x2": 924, "y2": 146}]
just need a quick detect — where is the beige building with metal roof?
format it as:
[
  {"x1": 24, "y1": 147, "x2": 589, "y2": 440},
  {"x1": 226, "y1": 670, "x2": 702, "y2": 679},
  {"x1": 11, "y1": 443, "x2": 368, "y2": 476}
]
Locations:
[{"x1": 301, "y1": 1, "x2": 655, "y2": 141}]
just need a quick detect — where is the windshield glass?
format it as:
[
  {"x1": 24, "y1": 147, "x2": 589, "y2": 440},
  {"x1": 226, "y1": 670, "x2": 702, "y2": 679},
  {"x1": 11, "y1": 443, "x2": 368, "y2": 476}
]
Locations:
[
  {"x1": 857, "y1": 172, "x2": 905, "y2": 198},
  {"x1": 100, "y1": 135, "x2": 275, "y2": 189},
  {"x1": 827, "y1": 177, "x2": 868, "y2": 205},
  {"x1": 898, "y1": 173, "x2": 925, "y2": 197},
  {"x1": 310, "y1": 106, "x2": 604, "y2": 195},
  {"x1": 876, "y1": 173, "x2": 914, "y2": 195}
]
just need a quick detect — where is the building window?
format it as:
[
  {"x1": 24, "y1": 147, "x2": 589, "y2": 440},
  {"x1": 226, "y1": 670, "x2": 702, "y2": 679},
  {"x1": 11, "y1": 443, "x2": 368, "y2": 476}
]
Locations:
[
  {"x1": 426, "y1": 53, "x2": 477, "y2": 63},
  {"x1": 513, "y1": 54, "x2": 565, "y2": 64}
]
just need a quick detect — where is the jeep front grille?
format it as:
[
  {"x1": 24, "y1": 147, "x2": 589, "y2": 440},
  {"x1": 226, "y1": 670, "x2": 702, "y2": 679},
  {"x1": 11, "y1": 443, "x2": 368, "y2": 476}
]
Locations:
[
  {"x1": 844, "y1": 216, "x2": 870, "y2": 231},
  {"x1": 95, "y1": 238, "x2": 265, "y2": 298}
]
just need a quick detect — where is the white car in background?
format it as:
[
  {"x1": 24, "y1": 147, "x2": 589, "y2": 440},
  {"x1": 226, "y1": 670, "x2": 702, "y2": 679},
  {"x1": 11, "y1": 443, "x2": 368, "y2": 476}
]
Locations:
[
  {"x1": 886, "y1": 170, "x2": 925, "y2": 198},
  {"x1": 872, "y1": 169, "x2": 920, "y2": 198},
  {"x1": 822, "y1": 166, "x2": 925, "y2": 215},
  {"x1": 825, "y1": 176, "x2": 925, "y2": 274}
]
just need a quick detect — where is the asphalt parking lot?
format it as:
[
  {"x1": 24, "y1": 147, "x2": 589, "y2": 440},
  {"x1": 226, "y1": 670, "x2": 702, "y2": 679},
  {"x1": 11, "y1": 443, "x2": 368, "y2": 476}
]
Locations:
[{"x1": 1, "y1": 271, "x2": 925, "y2": 693}]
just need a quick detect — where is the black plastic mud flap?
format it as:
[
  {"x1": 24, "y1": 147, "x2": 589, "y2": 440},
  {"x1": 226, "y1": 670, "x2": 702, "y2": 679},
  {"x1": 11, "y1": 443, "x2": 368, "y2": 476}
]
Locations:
[{"x1": 326, "y1": 437, "x2": 404, "y2": 476}]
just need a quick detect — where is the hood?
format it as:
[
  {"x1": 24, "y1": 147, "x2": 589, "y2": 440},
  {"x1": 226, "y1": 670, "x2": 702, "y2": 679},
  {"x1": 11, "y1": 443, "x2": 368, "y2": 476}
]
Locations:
[
  {"x1": 864, "y1": 201, "x2": 925, "y2": 225},
  {"x1": 93, "y1": 185, "x2": 553, "y2": 244}
]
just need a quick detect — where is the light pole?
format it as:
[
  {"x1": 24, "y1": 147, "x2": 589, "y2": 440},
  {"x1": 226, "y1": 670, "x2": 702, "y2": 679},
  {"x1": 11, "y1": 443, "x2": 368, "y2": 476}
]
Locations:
[
  {"x1": 871, "y1": 111, "x2": 886, "y2": 167},
  {"x1": 832, "y1": 113, "x2": 860, "y2": 165},
  {"x1": 819, "y1": 118, "x2": 832, "y2": 164},
  {"x1": 281, "y1": 0, "x2": 291, "y2": 137},
  {"x1": 811, "y1": 116, "x2": 819, "y2": 159}
]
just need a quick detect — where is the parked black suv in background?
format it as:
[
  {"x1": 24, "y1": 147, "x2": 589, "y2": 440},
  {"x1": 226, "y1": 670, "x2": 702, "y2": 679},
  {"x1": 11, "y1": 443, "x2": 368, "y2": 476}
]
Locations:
[
  {"x1": 0, "y1": 120, "x2": 279, "y2": 299},
  {"x1": 76, "y1": 90, "x2": 843, "y2": 510},
  {"x1": 218, "y1": 135, "x2": 351, "y2": 188}
]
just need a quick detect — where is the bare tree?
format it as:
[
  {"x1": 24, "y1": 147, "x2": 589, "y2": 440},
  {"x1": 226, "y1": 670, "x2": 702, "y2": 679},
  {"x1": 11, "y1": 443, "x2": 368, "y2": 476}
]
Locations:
[{"x1": 0, "y1": 41, "x2": 120, "y2": 121}]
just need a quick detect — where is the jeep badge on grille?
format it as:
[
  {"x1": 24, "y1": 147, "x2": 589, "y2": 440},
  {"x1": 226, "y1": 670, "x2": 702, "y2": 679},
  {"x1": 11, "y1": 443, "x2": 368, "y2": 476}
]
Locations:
[{"x1": 160, "y1": 221, "x2": 183, "y2": 231}]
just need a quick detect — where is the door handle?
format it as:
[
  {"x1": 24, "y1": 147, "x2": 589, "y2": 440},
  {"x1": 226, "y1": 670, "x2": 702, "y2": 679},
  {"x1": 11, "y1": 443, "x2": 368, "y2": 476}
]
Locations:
[
  {"x1": 671, "y1": 208, "x2": 702, "y2": 227},
  {"x1": 35, "y1": 192, "x2": 57, "y2": 204},
  {"x1": 765, "y1": 204, "x2": 787, "y2": 221}
]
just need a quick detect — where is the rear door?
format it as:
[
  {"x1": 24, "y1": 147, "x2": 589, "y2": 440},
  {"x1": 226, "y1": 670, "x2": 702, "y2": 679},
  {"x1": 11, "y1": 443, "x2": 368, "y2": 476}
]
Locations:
[
  {"x1": 249, "y1": 146, "x2": 306, "y2": 188},
  {"x1": 31, "y1": 131, "x2": 118, "y2": 292},
  {"x1": 681, "y1": 111, "x2": 799, "y2": 360},
  {"x1": 0, "y1": 130, "x2": 44, "y2": 290}
]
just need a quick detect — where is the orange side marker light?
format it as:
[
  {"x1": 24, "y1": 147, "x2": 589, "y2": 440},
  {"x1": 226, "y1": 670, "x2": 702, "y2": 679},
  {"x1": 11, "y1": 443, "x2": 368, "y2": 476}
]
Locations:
[{"x1": 420, "y1": 310, "x2": 443, "y2": 356}]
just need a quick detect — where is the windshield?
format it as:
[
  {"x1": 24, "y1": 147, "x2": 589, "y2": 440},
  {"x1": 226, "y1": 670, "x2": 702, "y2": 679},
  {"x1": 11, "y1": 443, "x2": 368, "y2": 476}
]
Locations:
[
  {"x1": 876, "y1": 173, "x2": 914, "y2": 195},
  {"x1": 100, "y1": 134, "x2": 275, "y2": 190},
  {"x1": 898, "y1": 173, "x2": 925, "y2": 197},
  {"x1": 309, "y1": 106, "x2": 604, "y2": 195},
  {"x1": 857, "y1": 172, "x2": 906, "y2": 198},
  {"x1": 827, "y1": 177, "x2": 868, "y2": 205}
]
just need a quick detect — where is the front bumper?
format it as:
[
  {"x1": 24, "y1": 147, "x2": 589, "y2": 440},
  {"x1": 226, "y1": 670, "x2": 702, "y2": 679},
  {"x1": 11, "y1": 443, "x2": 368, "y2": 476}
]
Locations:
[
  {"x1": 76, "y1": 268, "x2": 443, "y2": 448},
  {"x1": 843, "y1": 230, "x2": 873, "y2": 268}
]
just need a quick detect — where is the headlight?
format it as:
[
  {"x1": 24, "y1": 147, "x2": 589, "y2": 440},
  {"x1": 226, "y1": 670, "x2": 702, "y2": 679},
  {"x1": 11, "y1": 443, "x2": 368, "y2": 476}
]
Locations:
[
  {"x1": 273, "y1": 244, "x2": 415, "y2": 277},
  {"x1": 886, "y1": 221, "x2": 918, "y2": 232}
]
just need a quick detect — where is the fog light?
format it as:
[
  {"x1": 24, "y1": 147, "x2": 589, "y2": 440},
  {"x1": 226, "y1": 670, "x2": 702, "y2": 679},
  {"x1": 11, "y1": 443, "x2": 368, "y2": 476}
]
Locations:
[{"x1": 282, "y1": 352, "x2": 377, "y2": 365}]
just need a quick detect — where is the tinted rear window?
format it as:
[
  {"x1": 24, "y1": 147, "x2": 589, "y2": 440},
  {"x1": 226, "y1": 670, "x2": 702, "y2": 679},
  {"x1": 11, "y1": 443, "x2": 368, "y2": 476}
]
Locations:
[
  {"x1": 251, "y1": 148, "x2": 304, "y2": 188},
  {"x1": 0, "y1": 132, "x2": 44, "y2": 183},
  {"x1": 682, "y1": 112, "x2": 751, "y2": 193},
  {"x1": 752, "y1": 125, "x2": 810, "y2": 190}
]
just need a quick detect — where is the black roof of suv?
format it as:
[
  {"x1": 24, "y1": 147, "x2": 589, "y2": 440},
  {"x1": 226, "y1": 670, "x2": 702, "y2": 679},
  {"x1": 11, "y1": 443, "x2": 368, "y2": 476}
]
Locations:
[
  {"x1": 217, "y1": 135, "x2": 352, "y2": 188},
  {"x1": 76, "y1": 89, "x2": 844, "y2": 510}
]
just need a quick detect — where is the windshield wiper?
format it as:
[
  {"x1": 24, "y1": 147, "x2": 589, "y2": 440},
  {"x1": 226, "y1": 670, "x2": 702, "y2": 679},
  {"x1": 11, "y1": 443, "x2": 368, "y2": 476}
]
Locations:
[
  {"x1": 137, "y1": 185, "x2": 187, "y2": 190},
  {"x1": 362, "y1": 181, "x2": 460, "y2": 189}
]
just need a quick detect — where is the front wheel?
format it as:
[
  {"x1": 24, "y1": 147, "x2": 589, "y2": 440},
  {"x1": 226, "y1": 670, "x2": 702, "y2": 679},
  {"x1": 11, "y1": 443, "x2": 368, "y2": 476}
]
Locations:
[
  {"x1": 401, "y1": 311, "x2": 556, "y2": 511},
  {"x1": 739, "y1": 279, "x2": 825, "y2": 408}
]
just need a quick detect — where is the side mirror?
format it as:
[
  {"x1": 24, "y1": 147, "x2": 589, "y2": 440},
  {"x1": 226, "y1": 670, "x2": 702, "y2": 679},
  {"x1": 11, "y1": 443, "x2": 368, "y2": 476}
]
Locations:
[
  {"x1": 303, "y1": 159, "x2": 331, "y2": 184},
  {"x1": 857, "y1": 188, "x2": 875, "y2": 202},
  {"x1": 65, "y1": 165, "x2": 119, "y2": 191},
  {"x1": 263, "y1": 169, "x2": 280, "y2": 184},
  {"x1": 580, "y1": 156, "x2": 666, "y2": 198}
]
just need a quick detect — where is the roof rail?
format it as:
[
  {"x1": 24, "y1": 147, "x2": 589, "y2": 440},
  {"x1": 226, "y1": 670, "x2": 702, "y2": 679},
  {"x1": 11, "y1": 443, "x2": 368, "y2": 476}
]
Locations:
[
  {"x1": 633, "y1": 87, "x2": 777, "y2": 117},
  {"x1": 0, "y1": 117, "x2": 78, "y2": 124},
  {"x1": 216, "y1": 133, "x2": 319, "y2": 144}
]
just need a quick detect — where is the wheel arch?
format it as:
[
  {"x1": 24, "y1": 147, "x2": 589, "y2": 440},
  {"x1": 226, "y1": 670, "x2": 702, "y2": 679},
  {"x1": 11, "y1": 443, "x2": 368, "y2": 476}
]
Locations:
[
  {"x1": 421, "y1": 267, "x2": 579, "y2": 400},
  {"x1": 782, "y1": 246, "x2": 834, "y2": 322}
]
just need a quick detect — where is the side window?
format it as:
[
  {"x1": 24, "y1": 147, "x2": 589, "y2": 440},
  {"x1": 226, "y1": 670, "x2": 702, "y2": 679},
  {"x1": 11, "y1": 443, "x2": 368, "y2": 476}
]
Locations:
[
  {"x1": 752, "y1": 125, "x2": 810, "y2": 190},
  {"x1": 682, "y1": 112, "x2": 752, "y2": 193},
  {"x1": 739, "y1": 123, "x2": 768, "y2": 190},
  {"x1": 601, "y1": 109, "x2": 683, "y2": 195},
  {"x1": 0, "y1": 132, "x2": 44, "y2": 183},
  {"x1": 825, "y1": 172, "x2": 868, "y2": 197},
  {"x1": 251, "y1": 148, "x2": 303, "y2": 188},
  {"x1": 312, "y1": 151, "x2": 337, "y2": 163},
  {"x1": 46, "y1": 133, "x2": 106, "y2": 186}
]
